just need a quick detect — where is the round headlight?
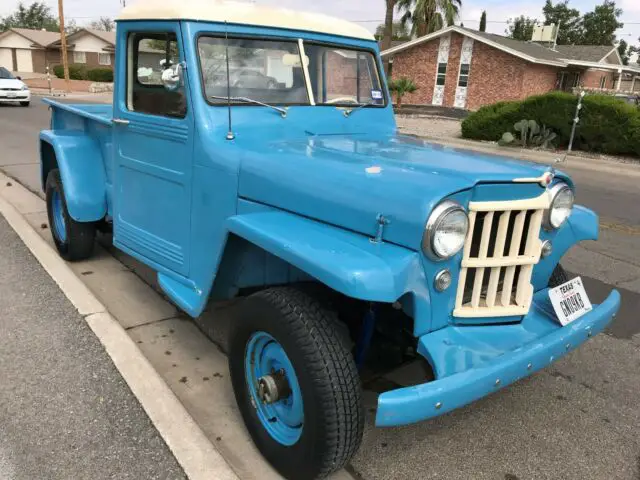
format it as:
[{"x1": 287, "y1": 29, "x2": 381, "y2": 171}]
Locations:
[
  {"x1": 544, "y1": 183, "x2": 574, "y2": 230},
  {"x1": 423, "y1": 201, "x2": 469, "y2": 260}
]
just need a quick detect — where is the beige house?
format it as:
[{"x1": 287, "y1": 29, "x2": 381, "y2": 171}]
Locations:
[{"x1": 0, "y1": 27, "x2": 116, "y2": 74}]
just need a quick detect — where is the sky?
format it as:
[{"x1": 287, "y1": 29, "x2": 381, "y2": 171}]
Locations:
[{"x1": 1, "y1": 0, "x2": 639, "y2": 48}]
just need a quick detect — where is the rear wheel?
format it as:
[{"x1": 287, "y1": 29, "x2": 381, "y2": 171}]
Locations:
[
  {"x1": 229, "y1": 287, "x2": 363, "y2": 480},
  {"x1": 46, "y1": 169, "x2": 96, "y2": 261},
  {"x1": 548, "y1": 264, "x2": 569, "y2": 288}
]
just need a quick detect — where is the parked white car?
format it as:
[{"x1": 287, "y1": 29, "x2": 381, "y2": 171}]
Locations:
[{"x1": 0, "y1": 67, "x2": 31, "y2": 107}]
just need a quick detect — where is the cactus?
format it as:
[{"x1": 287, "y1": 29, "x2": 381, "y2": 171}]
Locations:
[
  {"x1": 502, "y1": 120, "x2": 557, "y2": 149},
  {"x1": 513, "y1": 120, "x2": 530, "y2": 146},
  {"x1": 499, "y1": 132, "x2": 515, "y2": 146}
]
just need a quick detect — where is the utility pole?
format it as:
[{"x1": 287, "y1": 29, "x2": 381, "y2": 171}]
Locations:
[{"x1": 57, "y1": 0, "x2": 70, "y2": 92}]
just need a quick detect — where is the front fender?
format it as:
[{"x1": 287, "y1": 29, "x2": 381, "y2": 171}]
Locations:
[
  {"x1": 225, "y1": 211, "x2": 427, "y2": 303},
  {"x1": 532, "y1": 205, "x2": 598, "y2": 287},
  {"x1": 40, "y1": 130, "x2": 107, "y2": 222}
]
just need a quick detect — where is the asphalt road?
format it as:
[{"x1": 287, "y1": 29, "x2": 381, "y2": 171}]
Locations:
[
  {"x1": 0, "y1": 214, "x2": 186, "y2": 480},
  {"x1": 1, "y1": 98, "x2": 640, "y2": 479}
]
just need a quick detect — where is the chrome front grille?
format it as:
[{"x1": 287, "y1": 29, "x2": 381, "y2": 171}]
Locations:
[{"x1": 454, "y1": 192, "x2": 550, "y2": 318}]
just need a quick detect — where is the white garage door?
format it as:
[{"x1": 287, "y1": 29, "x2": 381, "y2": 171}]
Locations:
[
  {"x1": 0, "y1": 48, "x2": 12, "y2": 70},
  {"x1": 16, "y1": 49, "x2": 33, "y2": 73}
]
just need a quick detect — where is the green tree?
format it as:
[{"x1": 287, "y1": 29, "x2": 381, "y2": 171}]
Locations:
[
  {"x1": 506, "y1": 16, "x2": 538, "y2": 41},
  {"x1": 0, "y1": 1, "x2": 59, "y2": 31},
  {"x1": 389, "y1": 77, "x2": 417, "y2": 111},
  {"x1": 542, "y1": 0, "x2": 583, "y2": 45},
  {"x1": 375, "y1": 21, "x2": 410, "y2": 41},
  {"x1": 617, "y1": 39, "x2": 629, "y2": 65},
  {"x1": 398, "y1": 0, "x2": 462, "y2": 38},
  {"x1": 89, "y1": 17, "x2": 115, "y2": 32},
  {"x1": 580, "y1": 1, "x2": 623, "y2": 46},
  {"x1": 479, "y1": 10, "x2": 487, "y2": 32}
]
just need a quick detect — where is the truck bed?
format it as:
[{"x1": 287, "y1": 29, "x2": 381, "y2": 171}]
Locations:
[{"x1": 43, "y1": 98, "x2": 113, "y2": 127}]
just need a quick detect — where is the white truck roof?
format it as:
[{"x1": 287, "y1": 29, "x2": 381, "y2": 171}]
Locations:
[{"x1": 117, "y1": 0, "x2": 375, "y2": 41}]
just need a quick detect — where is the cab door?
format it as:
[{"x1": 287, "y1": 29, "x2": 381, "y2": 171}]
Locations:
[{"x1": 112, "y1": 23, "x2": 193, "y2": 276}]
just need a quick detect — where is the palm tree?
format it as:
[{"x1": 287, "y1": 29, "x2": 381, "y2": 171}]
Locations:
[
  {"x1": 381, "y1": 0, "x2": 399, "y2": 74},
  {"x1": 389, "y1": 77, "x2": 417, "y2": 111},
  {"x1": 398, "y1": 0, "x2": 462, "y2": 38}
]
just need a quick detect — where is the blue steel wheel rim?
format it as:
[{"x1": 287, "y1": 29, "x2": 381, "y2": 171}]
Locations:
[
  {"x1": 51, "y1": 189, "x2": 67, "y2": 243},
  {"x1": 245, "y1": 331, "x2": 304, "y2": 446}
]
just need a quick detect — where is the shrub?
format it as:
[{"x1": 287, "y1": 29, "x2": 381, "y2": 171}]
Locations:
[
  {"x1": 462, "y1": 91, "x2": 640, "y2": 156},
  {"x1": 87, "y1": 67, "x2": 113, "y2": 83},
  {"x1": 52, "y1": 64, "x2": 88, "y2": 80}
]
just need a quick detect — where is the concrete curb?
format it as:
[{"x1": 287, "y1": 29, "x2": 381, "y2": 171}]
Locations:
[{"x1": 0, "y1": 185, "x2": 238, "y2": 480}]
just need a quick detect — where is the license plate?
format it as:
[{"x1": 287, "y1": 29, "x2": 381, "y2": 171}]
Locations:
[
  {"x1": 548, "y1": 277, "x2": 593, "y2": 326},
  {"x1": 7, "y1": 92, "x2": 16, "y2": 98}
]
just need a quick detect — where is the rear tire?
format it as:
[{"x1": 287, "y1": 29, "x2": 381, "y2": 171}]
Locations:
[
  {"x1": 548, "y1": 264, "x2": 569, "y2": 288},
  {"x1": 229, "y1": 287, "x2": 363, "y2": 480},
  {"x1": 46, "y1": 169, "x2": 96, "y2": 261}
]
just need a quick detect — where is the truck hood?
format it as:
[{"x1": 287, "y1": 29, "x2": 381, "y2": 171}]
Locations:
[{"x1": 238, "y1": 134, "x2": 553, "y2": 250}]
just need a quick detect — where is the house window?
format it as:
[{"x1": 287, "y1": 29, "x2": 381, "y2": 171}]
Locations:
[
  {"x1": 436, "y1": 62, "x2": 447, "y2": 86},
  {"x1": 99, "y1": 53, "x2": 111, "y2": 66},
  {"x1": 458, "y1": 63, "x2": 470, "y2": 87},
  {"x1": 599, "y1": 75, "x2": 607, "y2": 89},
  {"x1": 572, "y1": 73, "x2": 581, "y2": 88},
  {"x1": 73, "y1": 51, "x2": 86, "y2": 64}
]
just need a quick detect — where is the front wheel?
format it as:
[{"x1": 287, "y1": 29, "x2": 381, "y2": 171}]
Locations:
[
  {"x1": 229, "y1": 287, "x2": 363, "y2": 480},
  {"x1": 45, "y1": 169, "x2": 96, "y2": 261},
  {"x1": 20, "y1": 101, "x2": 30, "y2": 107}
]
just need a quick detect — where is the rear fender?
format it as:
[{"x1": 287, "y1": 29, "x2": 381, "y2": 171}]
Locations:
[{"x1": 40, "y1": 130, "x2": 107, "y2": 222}]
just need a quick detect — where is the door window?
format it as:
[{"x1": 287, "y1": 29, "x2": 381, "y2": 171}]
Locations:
[{"x1": 127, "y1": 32, "x2": 186, "y2": 118}]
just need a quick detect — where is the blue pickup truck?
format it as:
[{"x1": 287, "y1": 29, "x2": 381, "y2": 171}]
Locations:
[{"x1": 39, "y1": 1, "x2": 621, "y2": 478}]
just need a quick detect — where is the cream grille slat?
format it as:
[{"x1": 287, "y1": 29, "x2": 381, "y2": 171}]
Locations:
[
  {"x1": 453, "y1": 191, "x2": 551, "y2": 318},
  {"x1": 485, "y1": 266, "x2": 501, "y2": 307},
  {"x1": 500, "y1": 266, "x2": 516, "y2": 307}
]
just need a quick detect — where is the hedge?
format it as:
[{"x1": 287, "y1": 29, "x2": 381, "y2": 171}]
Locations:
[
  {"x1": 52, "y1": 64, "x2": 88, "y2": 80},
  {"x1": 52, "y1": 65, "x2": 113, "y2": 83},
  {"x1": 87, "y1": 67, "x2": 113, "y2": 82},
  {"x1": 461, "y1": 92, "x2": 640, "y2": 156}
]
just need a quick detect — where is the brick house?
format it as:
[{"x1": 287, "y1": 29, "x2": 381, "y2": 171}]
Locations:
[
  {"x1": 381, "y1": 26, "x2": 640, "y2": 110},
  {"x1": 0, "y1": 27, "x2": 115, "y2": 74}
]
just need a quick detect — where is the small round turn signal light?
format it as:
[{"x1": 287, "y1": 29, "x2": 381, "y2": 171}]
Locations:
[{"x1": 434, "y1": 269, "x2": 452, "y2": 292}]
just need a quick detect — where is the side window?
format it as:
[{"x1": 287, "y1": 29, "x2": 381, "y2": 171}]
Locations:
[{"x1": 128, "y1": 32, "x2": 186, "y2": 118}]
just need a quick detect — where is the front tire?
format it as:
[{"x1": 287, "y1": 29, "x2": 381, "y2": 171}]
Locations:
[
  {"x1": 229, "y1": 287, "x2": 363, "y2": 480},
  {"x1": 46, "y1": 169, "x2": 96, "y2": 261},
  {"x1": 20, "y1": 101, "x2": 30, "y2": 107}
]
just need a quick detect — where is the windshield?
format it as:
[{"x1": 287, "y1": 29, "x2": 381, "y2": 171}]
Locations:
[
  {"x1": 200, "y1": 36, "x2": 309, "y2": 105},
  {"x1": 197, "y1": 37, "x2": 385, "y2": 107},
  {"x1": 304, "y1": 44, "x2": 385, "y2": 107},
  {"x1": 0, "y1": 67, "x2": 15, "y2": 79}
]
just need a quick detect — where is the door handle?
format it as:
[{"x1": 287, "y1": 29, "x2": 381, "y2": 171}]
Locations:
[{"x1": 112, "y1": 118, "x2": 130, "y2": 126}]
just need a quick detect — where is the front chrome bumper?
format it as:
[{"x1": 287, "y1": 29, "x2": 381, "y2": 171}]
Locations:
[{"x1": 375, "y1": 287, "x2": 621, "y2": 427}]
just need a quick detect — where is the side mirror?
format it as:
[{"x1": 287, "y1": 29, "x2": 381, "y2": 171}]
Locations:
[
  {"x1": 161, "y1": 63, "x2": 183, "y2": 92},
  {"x1": 16, "y1": 75, "x2": 22, "y2": 80}
]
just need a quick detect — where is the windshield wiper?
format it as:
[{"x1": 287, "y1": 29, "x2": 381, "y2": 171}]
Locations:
[
  {"x1": 343, "y1": 101, "x2": 377, "y2": 118},
  {"x1": 209, "y1": 95, "x2": 288, "y2": 118}
]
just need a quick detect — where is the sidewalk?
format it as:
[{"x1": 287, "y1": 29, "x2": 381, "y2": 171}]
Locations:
[{"x1": 0, "y1": 214, "x2": 186, "y2": 480}]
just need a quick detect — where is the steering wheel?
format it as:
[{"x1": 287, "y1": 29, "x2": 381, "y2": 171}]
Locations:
[{"x1": 326, "y1": 97, "x2": 360, "y2": 105}]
